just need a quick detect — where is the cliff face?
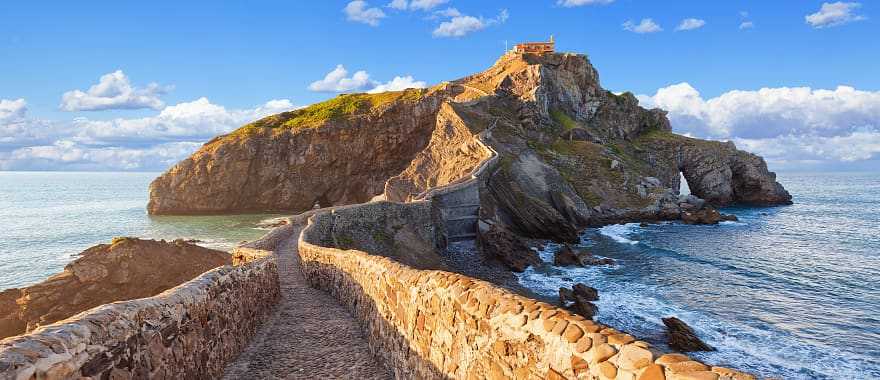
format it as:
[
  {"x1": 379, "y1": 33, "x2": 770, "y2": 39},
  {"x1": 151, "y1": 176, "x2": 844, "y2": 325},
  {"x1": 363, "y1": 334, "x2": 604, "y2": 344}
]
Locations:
[
  {"x1": 148, "y1": 51, "x2": 790, "y2": 239},
  {"x1": 148, "y1": 90, "x2": 444, "y2": 214},
  {"x1": 0, "y1": 238, "x2": 230, "y2": 339}
]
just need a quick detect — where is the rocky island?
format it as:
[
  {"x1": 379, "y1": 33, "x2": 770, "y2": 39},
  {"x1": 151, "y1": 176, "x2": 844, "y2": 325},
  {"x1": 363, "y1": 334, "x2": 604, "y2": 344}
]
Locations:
[{"x1": 1, "y1": 47, "x2": 789, "y2": 380}]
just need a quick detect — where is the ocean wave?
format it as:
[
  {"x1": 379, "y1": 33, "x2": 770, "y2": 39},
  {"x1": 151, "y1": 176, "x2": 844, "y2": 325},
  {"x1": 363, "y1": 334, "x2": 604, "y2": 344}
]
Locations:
[{"x1": 598, "y1": 223, "x2": 641, "y2": 245}]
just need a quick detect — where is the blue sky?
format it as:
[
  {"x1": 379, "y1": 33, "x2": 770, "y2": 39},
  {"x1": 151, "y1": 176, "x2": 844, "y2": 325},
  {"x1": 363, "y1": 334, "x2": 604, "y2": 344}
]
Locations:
[{"x1": 1, "y1": 1, "x2": 878, "y2": 171}]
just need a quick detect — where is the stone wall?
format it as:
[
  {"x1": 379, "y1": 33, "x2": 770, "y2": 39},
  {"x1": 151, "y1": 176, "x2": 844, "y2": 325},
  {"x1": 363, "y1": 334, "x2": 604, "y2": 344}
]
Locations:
[
  {"x1": 0, "y1": 247, "x2": 280, "y2": 380},
  {"x1": 299, "y1": 212, "x2": 757, "y2": 380}
]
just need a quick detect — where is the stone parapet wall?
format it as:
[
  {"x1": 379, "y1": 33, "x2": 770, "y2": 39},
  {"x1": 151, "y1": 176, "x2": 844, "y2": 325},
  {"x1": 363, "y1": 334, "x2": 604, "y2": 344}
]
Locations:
[
  {"x1": 0, "y1": 250, "x2": 280, "y2": 379},
  {"x1": 299, "y1": 214, "x2": 757, "y2": 380}
]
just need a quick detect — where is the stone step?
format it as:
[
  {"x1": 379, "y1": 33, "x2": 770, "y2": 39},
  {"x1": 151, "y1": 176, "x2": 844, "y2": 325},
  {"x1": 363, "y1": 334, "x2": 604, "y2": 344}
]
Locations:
[
  {"x1": 443, "y1": 203, "x2": 481, "y2": 209},
  {"x1": 447, "y1": 215, "x2": 479, "y2": 222},
  {"x1": 448, "y1": 233, "x2": 477, "y2": 242},
  {"x1": 443, "y1": 207, "x2": 479, "y2": 219},
  {"x1": 446, "y1": 220, "x2": 477, "y2": 237}
]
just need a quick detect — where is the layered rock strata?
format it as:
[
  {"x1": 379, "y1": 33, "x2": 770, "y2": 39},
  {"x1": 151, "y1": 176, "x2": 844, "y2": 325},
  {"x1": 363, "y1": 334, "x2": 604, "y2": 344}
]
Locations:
[
  {"x1": 148, "y1": 51, "x2": 790, "y2": 244},
  {"x1": 0, "y1": 238, "x2": 230, "y2": 339}
]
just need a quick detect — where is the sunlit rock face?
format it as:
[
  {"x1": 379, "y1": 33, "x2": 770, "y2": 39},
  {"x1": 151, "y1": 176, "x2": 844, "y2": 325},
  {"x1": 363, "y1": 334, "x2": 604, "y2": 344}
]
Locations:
[{"x1": 147, "y1": 51, "x2": 790, "y2": 236}]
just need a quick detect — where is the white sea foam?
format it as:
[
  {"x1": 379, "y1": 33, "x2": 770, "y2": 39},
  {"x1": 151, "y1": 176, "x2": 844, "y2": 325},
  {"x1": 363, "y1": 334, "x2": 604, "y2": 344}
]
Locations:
[{"x1": 598, "y1": 223, "x2": 641, "y2": 245}]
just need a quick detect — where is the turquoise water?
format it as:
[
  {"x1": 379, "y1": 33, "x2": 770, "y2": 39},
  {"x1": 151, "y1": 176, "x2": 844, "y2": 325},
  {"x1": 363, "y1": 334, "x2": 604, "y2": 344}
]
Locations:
[
  {"x1": 518, "y1": 172, "x2": 880, "y2": 379},
  {"x1": 0, "y1": 172, "x2": 281, "y2": 289}
]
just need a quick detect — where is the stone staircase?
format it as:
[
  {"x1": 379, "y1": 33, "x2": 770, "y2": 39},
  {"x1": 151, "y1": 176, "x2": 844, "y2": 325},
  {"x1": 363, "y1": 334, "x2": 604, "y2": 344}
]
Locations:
[{"x1": 441, "y1": 203, "x2": 480, "y2": 241}]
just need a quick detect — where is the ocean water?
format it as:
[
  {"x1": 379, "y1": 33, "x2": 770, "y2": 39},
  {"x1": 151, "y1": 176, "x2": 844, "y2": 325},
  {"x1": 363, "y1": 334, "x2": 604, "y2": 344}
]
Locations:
[
  {"x1": 517, "y1": 172, "x2": 880, "y2": 379},
  {"x1": 0, "y1": 172, "x2": 281, "y2": 290}
]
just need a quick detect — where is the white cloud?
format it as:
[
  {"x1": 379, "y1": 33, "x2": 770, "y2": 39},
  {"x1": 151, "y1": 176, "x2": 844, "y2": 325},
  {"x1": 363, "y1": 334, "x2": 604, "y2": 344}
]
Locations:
[
  {"x1": 557, "y1": 0, "x2": 615, "y2": 7},
  {"x1": 308, "y1": 65, "x2": 375, "y2": 92},
  {"x1": 71, "y1": 97, "x2": 295, "y2": 144},
  {"x1": 430, "y1": 7, "x2": 461, "y2": 19},
  {"x1": 387, "y1": 0, "x2": 448, "y2": 11},
  {"x1": 623, "y1": 18, "x2": 663, "y2": 34},
  {"x1": 387, "y1": 0, "x2": 408, "y2": 10},
  {"x1": 308, "y1": 65, "x2": 427, "y2": 94},
  {"x1": 344, "y1": 1, "x2": 386, "y2": 26},
  {"x1": 806, "y1": 2, "x2": 866, "y2": 28},
  {"x1": 1, "y1": 97, "x2": 295, "y2": 171},
  {"x1": 676, "y1": 18, "x2": 706, "y2": 31},
  {"x1": 368, "y1": 76, "x2": 427, "y2": 93},
  {"x1": 637, "y1": 83, "x2": 880, "y2": 167},
  {"x1": 432, "y1": 9, "x2": 508, "y2": 38},
  {"x1": 59, "y1": 70, "x2": 171, "y2": 111},
  {"x1": 0, "y1": 141, "x2": 203, "y2": 171},
  {"x1": 0, "y1": 98, "x2": 27, "y2": 124},
  {"x1": 739, "y1": 21, "x2": 755, "y2": 30}
]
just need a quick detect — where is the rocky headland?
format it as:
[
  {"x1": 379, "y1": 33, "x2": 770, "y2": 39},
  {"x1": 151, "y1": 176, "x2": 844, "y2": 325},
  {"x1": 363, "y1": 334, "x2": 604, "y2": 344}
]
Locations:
[
  {"x1": 0, "y1": 238, "x2": 230, "y2": 339},
  {"x1": 148, "y1": 51, "x2": 789, "y2": 230},
  {"x1": 1, "y1": 49, "x2": 789, "y2": 379}
]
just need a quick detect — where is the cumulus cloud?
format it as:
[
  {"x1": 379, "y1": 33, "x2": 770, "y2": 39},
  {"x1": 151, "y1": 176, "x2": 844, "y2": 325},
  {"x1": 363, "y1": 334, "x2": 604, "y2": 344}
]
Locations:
[
  {"x1": 59, "y1": 70, "x2": 171, "y2": 111},
  {"x1": 388, "y1": 0, "x2": 449, "y2": 11},
  {"x1": 637, "y1": 83, "x2": 880, "y2": 167},
  {"x1": 368, "y1": 76, "x2": 428, "y2": 93},
  {"x1": 308, "y1": 65, "x2": 374, "y2": 92},
  {"x1": 308, "y1": 65, "x2": 427, "y2": 93},
  {"x1": 432, "y1": 9, "x2": 508, "y2": 38},
  {"x1": 0, "y1": 97, "x2": 295, "y2": 171},
  {"x1": 70, "y1": 97, "x2": 295, "y2": 144},
  {"x1": 344, "y1": 1, "x2": 386, "y2": 26},
  {"x1": 806, "y1": 2, "x2": 866, "y2": 28},
  {"x1": 557, "y1": 0, "x2": 615, "y2": 6},
  {"x1": 739, "y1": 21, "x2": 755, "y2": 30},
  {"x1": 623, "y1": 18, "x2": 663, "y2": 34},
  {"x1": 0, "y1": 99, "x2": 27, "y2": 124},
  {"x1": 676, "y1": 18, "x2": 706, "y2": 31}
]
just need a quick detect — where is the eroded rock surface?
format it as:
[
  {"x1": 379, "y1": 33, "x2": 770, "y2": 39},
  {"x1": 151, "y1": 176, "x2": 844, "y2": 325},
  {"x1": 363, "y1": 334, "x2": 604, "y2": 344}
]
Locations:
[
  {"x1": 476, "y1": 220, "x2": 541, "y2": 272},
  {"x1": 0, "y1": 238, "x2": 230, "y2": 339},
  {"x1": 148, "y1": 50, "x2": 790, "y2": 242}
]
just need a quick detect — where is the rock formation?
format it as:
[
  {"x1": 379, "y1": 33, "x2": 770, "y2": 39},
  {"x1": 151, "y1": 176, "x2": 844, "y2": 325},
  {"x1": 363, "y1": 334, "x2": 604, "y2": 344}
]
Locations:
[
  {"x1": 0, "y1": 238, "x2": 230, "y2": 339},
  {"x1": 148, "y1": 50, "x2": 791, "y2": 243},
  {"x1": 662, "y1": 317, "x2": 716, "y2": 352},
  {"x1": 476, "y1": 220, "x2": 541, "y2": 272}
]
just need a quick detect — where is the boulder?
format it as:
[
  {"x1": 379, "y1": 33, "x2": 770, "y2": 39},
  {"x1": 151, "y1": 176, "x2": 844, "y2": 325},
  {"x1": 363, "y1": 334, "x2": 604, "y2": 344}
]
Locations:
[
  {"x1": 681, "y1": 206, "x2": 738, "y2": 225},
  {"x1": 572, "y1": 283, "x2": 599, "y2": 301},
  {"x1": 553, "y1": 245, "x2": 581, "y2": 266},
  {"x1": 559, "y1": 283, "x2": 599, "y2": 320},
  {"x1": 570, "y1": 297, "x2": 598, "y2": 319},
  {"x1": 662, "y1": 317, "x2": 715, "y2": 352},
  {"x1": 477, "y1": 220, "x2": 541, "y2": 272},
  {"x1": 577, "y1": 252, "x2": 615, "y2": 266}
]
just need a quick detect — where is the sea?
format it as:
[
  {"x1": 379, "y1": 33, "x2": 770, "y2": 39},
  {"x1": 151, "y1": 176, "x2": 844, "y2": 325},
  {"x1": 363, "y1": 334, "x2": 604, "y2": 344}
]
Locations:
[
  {"x1": 0, "y1": 171, "x2": 281, "y2": 290},
  {"x1": 518, "y1": 172, "x2": 880, "y2": 379},
  {"x1": 0, "y1": 171, "x2": 878, "y2": 378}
]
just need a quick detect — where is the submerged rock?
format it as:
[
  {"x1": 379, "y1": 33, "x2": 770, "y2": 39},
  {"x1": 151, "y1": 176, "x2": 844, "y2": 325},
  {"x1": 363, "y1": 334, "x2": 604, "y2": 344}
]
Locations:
[
  {"x1": 0, "y1": 238, "x2": 230, "y2": 339},
  {"x1": 662, "y1": 317, "x2": 715, "y2": 352},
  {"x1": 681, "y1": 206, "x2": 738, "y2": 225}
]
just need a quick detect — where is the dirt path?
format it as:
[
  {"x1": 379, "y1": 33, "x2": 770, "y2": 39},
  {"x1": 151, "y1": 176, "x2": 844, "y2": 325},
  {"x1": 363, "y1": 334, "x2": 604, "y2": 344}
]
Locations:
[{"x1": 222, "y1": 226, "x2": 391, "y2": 380}]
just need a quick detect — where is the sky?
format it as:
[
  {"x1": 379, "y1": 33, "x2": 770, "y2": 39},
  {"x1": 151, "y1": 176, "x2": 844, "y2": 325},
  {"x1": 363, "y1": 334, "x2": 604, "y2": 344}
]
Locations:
[{"x1": 1, "y1": 1, "x2": 878, "y2": 172}]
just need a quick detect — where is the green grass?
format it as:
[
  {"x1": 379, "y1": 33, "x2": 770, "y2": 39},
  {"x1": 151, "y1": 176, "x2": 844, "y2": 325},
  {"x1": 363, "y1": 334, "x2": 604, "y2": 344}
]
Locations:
[
  {"x1": 550, "y1": 109, "x2": 578, "y2": 131},
  {"x1": 228, "y1": 89, "x2": 426, "y2": 138}
]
